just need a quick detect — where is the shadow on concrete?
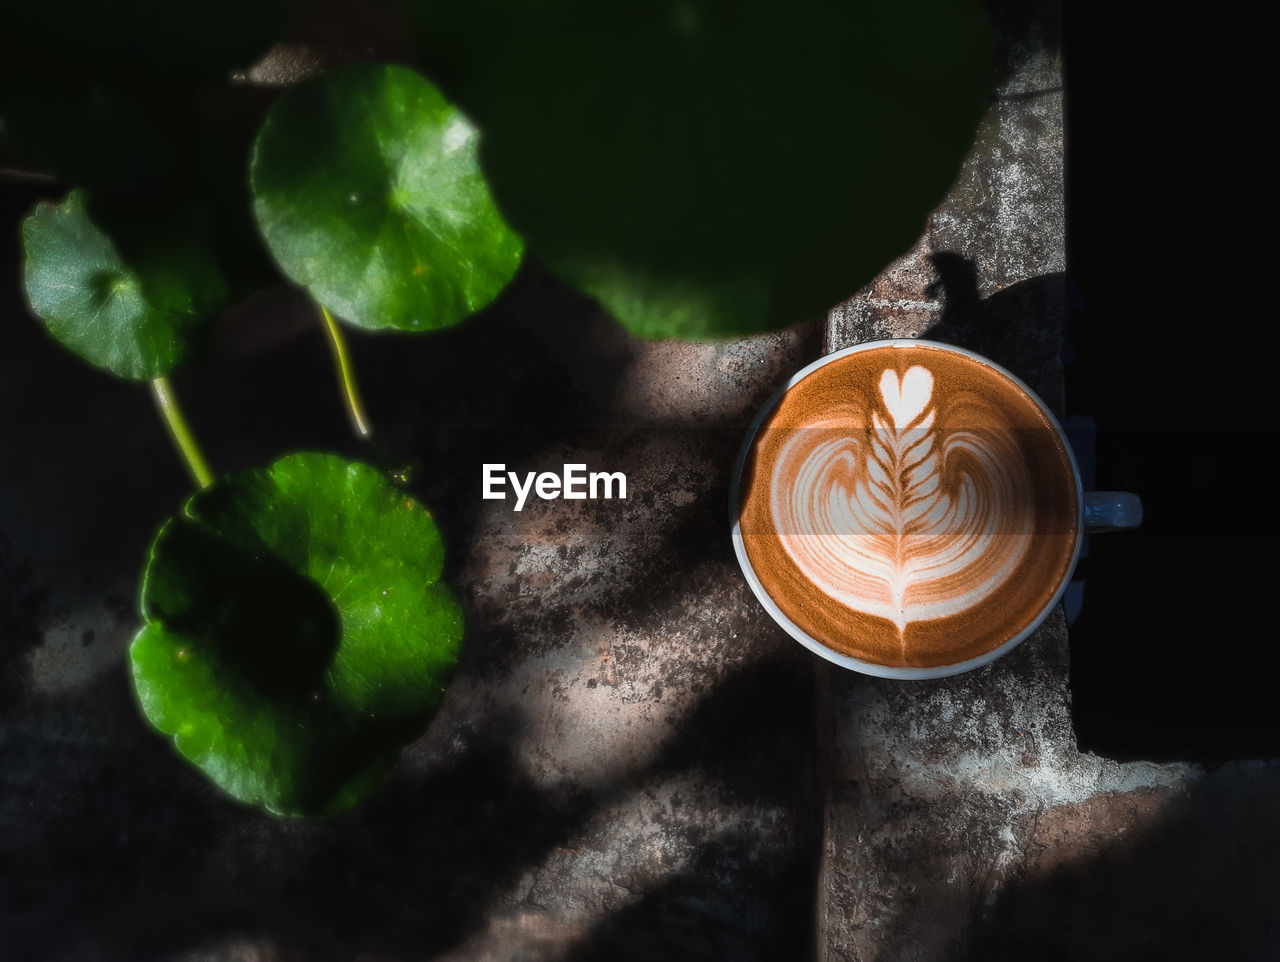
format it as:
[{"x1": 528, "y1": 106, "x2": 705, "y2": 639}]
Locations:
[
  {"x1": 561, "y1": 657, "x2": 821, "y2": 961},
  {"x1": 923, "y1": 251, "x2": 1067, "y2": 411},
  {"x1": 562, "y1": 824, "x2": 815, "y2": 962},
  {"x1": 0, "y1": 650, "x2": 817, "y2": 959},
  {"x1": 1, "y1": 178, "x2": 819, "y2": 958},
  {"x1": 0, "y1": 532, "x2": 48, "y2": 704},
  {"x1": 966, "y1": 769, "x2": 1280, "y2": 961},
  {"x1": 1, "y1": 658, "x2": 587, "y2": 958}
]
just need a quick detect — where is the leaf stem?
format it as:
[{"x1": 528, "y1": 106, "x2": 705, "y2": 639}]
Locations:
[
  {"x1": 319, "y1": 304, "x2": 372, "y2": 439},
  {"x1": 151, "y1": 376, "x2": 213, "y2": 489}
]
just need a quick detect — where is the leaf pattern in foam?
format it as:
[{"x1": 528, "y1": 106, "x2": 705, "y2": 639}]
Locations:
[{"x1": 771, "y1": 364, "x2": 1035, "y2": 648}]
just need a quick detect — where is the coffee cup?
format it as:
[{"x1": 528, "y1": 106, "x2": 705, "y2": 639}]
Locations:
[{"x1": 731, "y1": 339, "x2": 1141, "y2": 679}]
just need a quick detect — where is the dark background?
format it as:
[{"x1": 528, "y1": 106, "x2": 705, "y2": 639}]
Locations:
[{"x1": 1062, "y1": 4, "x2": 1276, "y2": 763}]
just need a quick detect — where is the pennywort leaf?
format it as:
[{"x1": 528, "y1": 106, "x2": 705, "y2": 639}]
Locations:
[
  {"x1": 21, "y1": 190, "x2": 227, "y2": 380},
  {"x1": 130, "y1": 453, "x2": 464, "y2": 816},
  {"x1": 412, "y1": 0, "x2": 996, "y2": 339},
  {"x1": 250, "y1": 63, "x2": 523, "y2": 332}
]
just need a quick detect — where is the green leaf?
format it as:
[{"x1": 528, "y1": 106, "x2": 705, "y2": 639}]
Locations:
[
  {"x1": 250, "y1": 63, "x2": 524, "y2": 332},
  {"x1": 130, "y1": 453, "x2": 464, "y2": 816},
  {"x1": 412, "y1": 0, "x2": 995, "y2": 339},
  {"x1": 21, "y1": 190, "x2": 227, "y2": 380}
]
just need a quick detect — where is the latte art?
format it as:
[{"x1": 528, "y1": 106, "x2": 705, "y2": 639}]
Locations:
[
  {"x1": 773, "y1": 365, "x2": 1035, "y2": 651},
  {"x1": 736, "y1": 343, "x2": 1079, "y2": 670}
]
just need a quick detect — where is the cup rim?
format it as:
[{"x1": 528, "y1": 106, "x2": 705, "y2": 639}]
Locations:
[{"x1": 729, "y1": 337, "x2": 1085, "y2": 680}]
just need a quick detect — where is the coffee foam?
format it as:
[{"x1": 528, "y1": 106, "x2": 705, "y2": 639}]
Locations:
[{"x1": 738, "y1": 344, "x2": 1078, "y2": 669}]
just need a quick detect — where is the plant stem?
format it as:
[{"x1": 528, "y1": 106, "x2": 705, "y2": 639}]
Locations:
[
  {"x1": 319, "y1": 304, "x2": 372, "y2": 439},
  {"x1": 151, "y1": 376, "x2": 213, "y2": 489}
]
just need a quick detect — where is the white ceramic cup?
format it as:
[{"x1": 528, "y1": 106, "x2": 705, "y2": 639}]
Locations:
[{"x1": 730, "y1": 339, "x2": 1142, "y2": 679}]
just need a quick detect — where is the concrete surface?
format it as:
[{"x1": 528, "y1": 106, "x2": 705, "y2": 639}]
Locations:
[
  {"x1": 0, "y1": 216, "x2": 826, "y2": 958},
  {"x1": 4, "y1": 5, "x2": 834, "y2": 956}
]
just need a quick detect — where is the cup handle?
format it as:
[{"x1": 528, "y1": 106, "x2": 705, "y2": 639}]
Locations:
[{"x1": 1083, "y1": 491, "x2": 1143, "y2": 532}]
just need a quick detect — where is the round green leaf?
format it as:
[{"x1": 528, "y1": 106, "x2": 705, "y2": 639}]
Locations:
[
  {"x1": 21, "y1": 190, "x2": 227, "y2": 380},
  {"x1": 412, "y1": 0, "x2": 995, "y2": 339},
  {"x1": 130, "y1": 453, "x2": 464, "y2": 816},
  {"x1": 250, "y1": 63, "x2": 524, "y2": 332}
]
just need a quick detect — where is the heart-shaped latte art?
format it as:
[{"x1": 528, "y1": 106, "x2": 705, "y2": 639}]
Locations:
[
  {"x1": 879, "y1": 366, "x2": 933, "y2": 430},
  {"x1": 770, "y1": 363, "x2": 1036, "y2": 652}
]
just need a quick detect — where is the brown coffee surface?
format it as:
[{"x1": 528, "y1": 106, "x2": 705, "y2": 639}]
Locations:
[{"x1": 737, "y1": 343, "x2": 1078, "y2": 669}]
